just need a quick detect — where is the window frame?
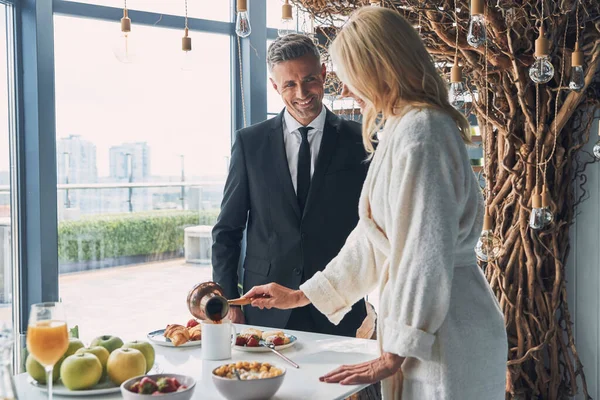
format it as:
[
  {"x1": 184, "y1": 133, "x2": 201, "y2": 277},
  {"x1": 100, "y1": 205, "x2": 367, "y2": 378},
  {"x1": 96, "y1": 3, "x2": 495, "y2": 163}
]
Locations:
[{"x1": 12, "y1": 0, "x2": 271, "y2": 372}]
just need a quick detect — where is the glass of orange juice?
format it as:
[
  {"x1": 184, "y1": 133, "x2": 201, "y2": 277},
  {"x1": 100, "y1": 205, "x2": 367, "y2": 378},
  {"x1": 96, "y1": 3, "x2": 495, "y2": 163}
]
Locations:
[{"x1": 27, "y1": 302, "x2": 68, "y2": 400}]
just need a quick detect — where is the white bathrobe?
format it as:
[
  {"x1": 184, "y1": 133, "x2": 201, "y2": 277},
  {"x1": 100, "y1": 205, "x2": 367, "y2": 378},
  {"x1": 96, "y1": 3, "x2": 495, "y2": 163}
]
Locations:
[{"x1": 300, "y1": 107, "x2": 507, "y2": 399}]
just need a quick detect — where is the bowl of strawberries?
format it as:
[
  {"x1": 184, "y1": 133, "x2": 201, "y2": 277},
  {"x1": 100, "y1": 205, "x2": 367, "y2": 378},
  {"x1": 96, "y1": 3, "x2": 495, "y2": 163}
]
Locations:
[{"x1": 121, "y1": 374, "x2": 195, "y2": 400}]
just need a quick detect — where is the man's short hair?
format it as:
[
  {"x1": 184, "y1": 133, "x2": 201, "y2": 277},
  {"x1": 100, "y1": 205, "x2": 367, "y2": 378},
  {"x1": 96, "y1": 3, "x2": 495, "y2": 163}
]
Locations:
[{"x1": 267, "y1": 34, "x2": 321, "y2": 72}]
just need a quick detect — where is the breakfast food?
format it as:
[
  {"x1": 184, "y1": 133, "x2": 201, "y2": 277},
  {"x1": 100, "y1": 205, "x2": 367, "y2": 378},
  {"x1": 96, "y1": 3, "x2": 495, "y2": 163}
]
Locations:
[
  {"x1": 128, "y1": 375, "x2": 189, "y2": 394},
  {"x1": 213, "y1": 361, "x2": 284, "y2": 380},
  {"x1": 163, "y1": 319, "x2": 201, "y2": 346},
  {"x1": 236, "y1": 328, "x2": 291, "y2": 347}
]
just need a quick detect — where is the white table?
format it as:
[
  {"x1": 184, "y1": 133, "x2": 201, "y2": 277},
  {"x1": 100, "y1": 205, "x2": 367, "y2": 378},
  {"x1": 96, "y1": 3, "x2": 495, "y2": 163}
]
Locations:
[{"x1": 14, "y1": 325, "x2": 380, "y2": 399}]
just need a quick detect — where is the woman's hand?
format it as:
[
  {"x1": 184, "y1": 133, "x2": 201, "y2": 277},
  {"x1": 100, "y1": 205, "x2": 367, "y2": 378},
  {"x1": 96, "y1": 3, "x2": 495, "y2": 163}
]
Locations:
[
  {"x1": 319, "y1": 352, "x2": 404, "y2": 385},
  {"x1": 243, "y1": 283, "x2": 311, "y2": 310}
]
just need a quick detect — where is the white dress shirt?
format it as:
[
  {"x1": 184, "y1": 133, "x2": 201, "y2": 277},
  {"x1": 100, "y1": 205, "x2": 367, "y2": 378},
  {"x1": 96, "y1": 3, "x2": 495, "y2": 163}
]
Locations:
[{"x1": 283, "y1": 106, "x2": 327, "y2": 194}]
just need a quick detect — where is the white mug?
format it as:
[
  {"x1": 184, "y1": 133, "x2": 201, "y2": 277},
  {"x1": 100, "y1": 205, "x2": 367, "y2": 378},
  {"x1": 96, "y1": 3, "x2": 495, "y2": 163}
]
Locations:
[{"x1": 201, "y1": 319, "x2": 236, "y2": 360}]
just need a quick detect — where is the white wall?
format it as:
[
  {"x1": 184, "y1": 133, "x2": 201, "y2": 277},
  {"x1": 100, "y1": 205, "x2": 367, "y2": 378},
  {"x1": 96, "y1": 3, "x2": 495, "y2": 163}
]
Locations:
[{"x1": 567, "y1": 113, "x2": 600, "y2": 399}]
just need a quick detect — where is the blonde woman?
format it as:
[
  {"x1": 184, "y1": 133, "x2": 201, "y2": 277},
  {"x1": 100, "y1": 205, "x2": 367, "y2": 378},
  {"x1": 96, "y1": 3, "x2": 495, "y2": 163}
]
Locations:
[{"x1": 245, "y1": 6, "x2": 507, "y2": 399}]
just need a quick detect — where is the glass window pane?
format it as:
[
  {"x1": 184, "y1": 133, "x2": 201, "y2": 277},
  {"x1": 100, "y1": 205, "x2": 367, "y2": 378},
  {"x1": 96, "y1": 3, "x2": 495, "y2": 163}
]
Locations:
[
  {"x1": 0, "y1": 3, "x2": 13, "y2": 327},
  {"x1": 60, "y1": 0, "x2": 231, "y2": 23},
  {"x1": 54, "y1": 15, "x2": 231, "y2": 344}
]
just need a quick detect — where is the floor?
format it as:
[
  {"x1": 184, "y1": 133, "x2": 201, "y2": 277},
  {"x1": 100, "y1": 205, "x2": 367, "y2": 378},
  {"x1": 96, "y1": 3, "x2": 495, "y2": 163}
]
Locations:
[{"x1": 49, "y1": 259, "x2": 380, "y2": 346}]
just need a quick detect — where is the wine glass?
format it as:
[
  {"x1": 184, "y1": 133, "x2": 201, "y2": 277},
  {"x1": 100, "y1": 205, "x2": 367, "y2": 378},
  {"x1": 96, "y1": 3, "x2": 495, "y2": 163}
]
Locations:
[{"x1": 26, "y1": 303, "x2": 68, "y2": 400}]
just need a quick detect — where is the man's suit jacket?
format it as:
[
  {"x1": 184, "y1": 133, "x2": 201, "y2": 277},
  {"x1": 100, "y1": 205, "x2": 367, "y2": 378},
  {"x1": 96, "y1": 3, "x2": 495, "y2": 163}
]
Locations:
[{"x1": 212, "y1": 108, "x2": 368, "y2": 337}]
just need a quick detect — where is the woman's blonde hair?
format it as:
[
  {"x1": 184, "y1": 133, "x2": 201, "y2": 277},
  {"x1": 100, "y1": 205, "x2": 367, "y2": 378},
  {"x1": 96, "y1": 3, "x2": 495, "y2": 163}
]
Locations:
[{"x1": 330, "y1": 7, "x2": 472, "y2": 154}]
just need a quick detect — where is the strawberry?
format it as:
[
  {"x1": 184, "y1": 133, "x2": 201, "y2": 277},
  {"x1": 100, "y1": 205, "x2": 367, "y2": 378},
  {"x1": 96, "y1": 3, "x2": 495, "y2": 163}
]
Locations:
[
  {"x1": 139, "y1": 377, "x2": 158, "y2": 394},
  {"x1": 235, "y1": 336, "x2": 248, "y2": 346},
  {"x1": 246, "y1": 336, "x2": 260, "y2": 347},
  {"x1": 157, "y1": 377, "x2": 178, "y2": 393},
  {"x1": 271, "y1": 336, "x2": 285, "y2": 346},
  {"x1": 152, "y1": 391, "x2": 162, "y2": 396},
  {"x1": 186, "y1": 319, "x2": 199, "y2": 328},
  {"x1": 129, "y1": 382, "x2": 140, "y2": 393},
  {"x1": 177, "y1": 385, "x2": 188, "y2": 392},
  {"x1": 168, "y1": 378, "x2": 181, "y2": 389}
]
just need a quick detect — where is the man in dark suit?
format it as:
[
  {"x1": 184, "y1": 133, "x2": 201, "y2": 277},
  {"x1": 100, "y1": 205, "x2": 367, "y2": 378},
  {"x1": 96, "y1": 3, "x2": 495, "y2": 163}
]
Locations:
[{"x1": 212, "y1": 34, "x2": 368, "y2": 337}]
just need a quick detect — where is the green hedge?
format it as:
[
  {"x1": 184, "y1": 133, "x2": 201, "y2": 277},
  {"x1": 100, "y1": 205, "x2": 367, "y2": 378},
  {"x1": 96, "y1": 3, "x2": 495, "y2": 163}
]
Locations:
[{"x1": 58, "y1": 210, "x2": 219, "y2": 263}]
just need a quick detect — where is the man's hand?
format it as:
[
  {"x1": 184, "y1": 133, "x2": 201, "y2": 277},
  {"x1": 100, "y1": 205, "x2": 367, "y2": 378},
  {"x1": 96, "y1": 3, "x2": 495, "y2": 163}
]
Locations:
[
  {"x1": 319, "y1": 352, "x2": 404, "y2": 385},
  {"x1": 228, "y1": 306, "x2": 246, "y2": 324},
  {"x1": 244, "y1": 283, "x2": 311, "y2": 310}
]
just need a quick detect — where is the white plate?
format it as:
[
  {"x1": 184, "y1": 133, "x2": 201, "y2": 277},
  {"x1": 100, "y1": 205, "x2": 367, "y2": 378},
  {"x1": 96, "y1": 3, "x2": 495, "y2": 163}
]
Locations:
[
  {"x1": 28, "y1": 376, "x2": 120, "y2": 396},
  {"x1": 147, "y1": 329, "x2": 202, "y2": 348},
  {"x1": 234, "y1": 334, "x2": 297, "y2": 352}
]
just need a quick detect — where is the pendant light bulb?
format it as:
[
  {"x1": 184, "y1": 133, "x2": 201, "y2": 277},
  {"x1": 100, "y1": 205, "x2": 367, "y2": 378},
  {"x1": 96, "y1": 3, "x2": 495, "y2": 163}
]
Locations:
[
  {"x1": 529, "y1": 189, "x2": 547, "y2": 230},
  {"x1": 529, "y1": 24, "x2": 554, "y2": 84},
  {"x1": 307, "y1": 15, "x2": 319, "y2": 46},
  {"x1": 278, "y1": 0, "x2": 295, "y2": 37},
  {"x1": 449, "y1": 61, "x2": 467, "y2": 109},
  {"x1": 181, "y1": 27, "x2": 193, "y2": 71},
  {"x1": 569, "y1": 43, "x2": 585, "y2": 92},
  {"x1": 475, "y1": 209, "x2": 501, "y2": 262},
  {"x1": 235, "y1": 0, "x2": 252, "y2": 38},
  {"x1": 113, "y1": 8, "x2": 138, "y2": 63},
  {"x1": 467, "y1": 0, "x2": 486, "y2": 48}
]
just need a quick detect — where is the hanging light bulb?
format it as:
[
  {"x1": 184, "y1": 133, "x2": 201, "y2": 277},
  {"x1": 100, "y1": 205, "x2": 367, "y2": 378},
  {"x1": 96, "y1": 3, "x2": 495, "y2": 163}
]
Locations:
[
  {"x1": 235, "y1": 0, "x2": 251, "y2": 38},
  {"x1": 181, "y1": 27, "x2": 193, "y2": 71},
  {"x1": 306, "y1": 14, "x2": 319, "y2": 46},
  {"x1": 528, "y1": 189, "x2": 547, "y2": 230},
  {"x1": 278, "y1": 0, "x2": 295, "y2": 37},
  {"x1": 540, "y1": 184, "x2": 554, "y2": 226},
  {"x1": 529, "y1": 24, "x2": 554, "y2": 84},
  {"x1": 467, "y1": 0, "x2": 486, "y2": 48},
  {"x1": 569, "y1": 42, "x2": 585, "y2": 92},
  {"x1": 475, "y1": 209, "x2": 502, "y2": 262},
  {"x1": 113, "y1": 6, "x2": 138, "y2": 63},
  {"x1": 449, "y1": 60, "x2": 467, "y2": 109},
  {"x1": 593, "y1": 123, "x2": 600, "y2": 160}
]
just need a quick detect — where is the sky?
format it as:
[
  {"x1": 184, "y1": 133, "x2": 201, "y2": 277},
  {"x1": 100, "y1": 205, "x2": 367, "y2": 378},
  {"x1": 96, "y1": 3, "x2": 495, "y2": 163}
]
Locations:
[{"x1": 0, "y1": 0, "x2": 295, "y2": 180}]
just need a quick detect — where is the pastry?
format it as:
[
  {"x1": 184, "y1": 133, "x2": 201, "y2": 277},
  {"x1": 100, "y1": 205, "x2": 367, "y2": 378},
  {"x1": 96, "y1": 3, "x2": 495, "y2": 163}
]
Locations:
[
  {"x1": 164, "y1": 324, "x2": 190, "y2": 346},
  {"x1": 261, "y1": 330, "x2": 284, "y2": 340},
  {"x1": 188, "y1": 324, "x2": 202, "y2": 341}
]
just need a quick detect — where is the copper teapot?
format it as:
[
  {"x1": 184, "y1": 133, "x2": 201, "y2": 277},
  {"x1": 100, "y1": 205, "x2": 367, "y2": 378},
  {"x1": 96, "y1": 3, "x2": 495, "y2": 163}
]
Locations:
[
  {"x1": 187, "y1": 281, "x2": 256, "y2": 322},
  {"x1": 187, "y1": 281, "x2": 230, "y2": 322}
]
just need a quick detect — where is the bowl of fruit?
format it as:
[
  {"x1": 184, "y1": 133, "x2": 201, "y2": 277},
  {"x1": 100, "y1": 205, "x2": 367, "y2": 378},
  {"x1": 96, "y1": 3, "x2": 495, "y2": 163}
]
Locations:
[
  {"x1": 212, "y1": 361, "x2": 286, "y2": 400},
  {"x1": 121, "y1": 374, "x2": 195, "y2": 399}
]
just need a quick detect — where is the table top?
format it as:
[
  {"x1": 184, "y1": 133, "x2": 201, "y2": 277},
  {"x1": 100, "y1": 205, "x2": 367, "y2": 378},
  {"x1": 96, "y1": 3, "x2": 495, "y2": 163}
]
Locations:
[{"x1": 15, "y1": 324, "x2": 380, "y2": 399}]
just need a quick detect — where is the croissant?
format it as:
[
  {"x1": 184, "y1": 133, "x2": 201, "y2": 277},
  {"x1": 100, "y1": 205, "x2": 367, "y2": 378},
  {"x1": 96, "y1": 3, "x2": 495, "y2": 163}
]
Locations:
[
  {"x1": 188, "y1": 325, "x2": 202, "y2": 341},
  {"x1": 165, "y1": 324, "x2": 190, "y2": 346}
]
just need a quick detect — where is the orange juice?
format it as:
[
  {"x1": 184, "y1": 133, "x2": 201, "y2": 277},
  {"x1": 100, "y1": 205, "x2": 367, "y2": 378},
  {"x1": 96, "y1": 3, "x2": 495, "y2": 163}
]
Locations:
[{"x1": 27, "y1": 321, "x2": 68, "y2": 367}]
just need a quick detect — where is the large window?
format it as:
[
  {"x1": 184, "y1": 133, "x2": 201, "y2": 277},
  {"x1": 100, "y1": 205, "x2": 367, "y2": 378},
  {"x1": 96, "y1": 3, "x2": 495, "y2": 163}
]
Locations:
[
  {"x1": 0, "y1": 2, "x2": 15, "y2": 344},
  {"x1": 62, "y1": 0, "x2": 231, "y2": 22},
  {"x1": 54, "y1": 14, "x2": 231, "y2": 343}
]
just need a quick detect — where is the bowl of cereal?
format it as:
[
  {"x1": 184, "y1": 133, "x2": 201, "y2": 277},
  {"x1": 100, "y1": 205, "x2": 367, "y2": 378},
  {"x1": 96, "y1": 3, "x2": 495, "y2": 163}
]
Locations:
[{"x1": 211, "y1": 361, "x2": 286, "y2": 400}]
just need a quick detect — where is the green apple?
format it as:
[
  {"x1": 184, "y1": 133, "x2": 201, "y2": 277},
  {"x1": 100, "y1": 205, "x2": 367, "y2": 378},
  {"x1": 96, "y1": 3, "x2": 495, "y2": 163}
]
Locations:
[
  {"x1": 122, "y1": 340, "x2": 155, "y2": 373},
  {"x1": 64, "y1": 338, "x2": 85, "y2": 358},
  {"x1": 90, "y1": 335, "x2": 123, "y2": 354},
  {"x1": 106, "y1": 348, "x2": 146, "y2": 386},
  {"x1": 26, "y1": 354, "x2": 59, "y2": 384},
  {"x1": 60, "y1": 353, "x2": 102, "y2": 390},
  {"x1": 75, "y1": 346, "x2": 110, "y2": 376}
]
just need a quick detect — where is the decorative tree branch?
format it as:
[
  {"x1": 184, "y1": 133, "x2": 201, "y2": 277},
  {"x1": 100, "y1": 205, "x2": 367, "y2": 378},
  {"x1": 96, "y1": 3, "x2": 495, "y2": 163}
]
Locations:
[{"x1": 298, "y1": 0, "x2": 600, "y2": 398}]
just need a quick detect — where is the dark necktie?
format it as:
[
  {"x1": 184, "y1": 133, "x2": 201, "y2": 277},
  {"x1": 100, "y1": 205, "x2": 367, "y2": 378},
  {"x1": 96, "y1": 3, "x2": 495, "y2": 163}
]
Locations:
[{"x1": 297, "y1": 126, "x2": 313, "y2": 214}]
